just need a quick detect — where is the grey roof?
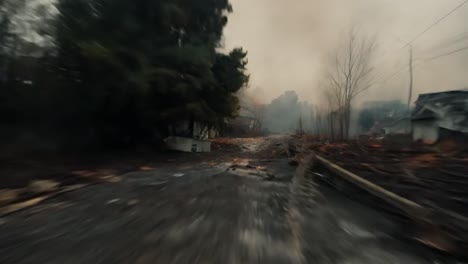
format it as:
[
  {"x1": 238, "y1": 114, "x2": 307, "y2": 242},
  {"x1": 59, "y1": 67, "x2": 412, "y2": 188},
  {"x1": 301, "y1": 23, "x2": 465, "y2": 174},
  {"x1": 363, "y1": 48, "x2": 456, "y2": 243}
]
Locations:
[
  {"x1": 412, "y1": 90, "x2": 468, "y2": 120},
  {"x1": 416, "y1": 89, "x2": 468, "y2": 97}
]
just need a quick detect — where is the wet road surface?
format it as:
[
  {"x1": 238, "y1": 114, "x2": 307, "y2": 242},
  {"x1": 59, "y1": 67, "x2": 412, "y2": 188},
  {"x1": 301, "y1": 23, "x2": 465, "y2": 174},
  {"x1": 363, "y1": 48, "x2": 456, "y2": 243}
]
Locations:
[{"x1": 0, "y1": 137, "x2": 459, "y2": 263}]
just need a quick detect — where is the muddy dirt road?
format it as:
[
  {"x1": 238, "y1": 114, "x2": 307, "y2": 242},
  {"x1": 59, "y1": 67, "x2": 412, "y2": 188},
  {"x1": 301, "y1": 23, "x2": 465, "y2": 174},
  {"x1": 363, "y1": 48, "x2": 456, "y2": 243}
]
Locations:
[{"x1": 0, "y1": 136, "x2": 457, "y2": 263}]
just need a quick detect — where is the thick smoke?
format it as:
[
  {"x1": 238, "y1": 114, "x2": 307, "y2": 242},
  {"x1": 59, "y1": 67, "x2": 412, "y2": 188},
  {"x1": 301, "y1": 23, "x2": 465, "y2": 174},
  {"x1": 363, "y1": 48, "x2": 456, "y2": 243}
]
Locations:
[{"x1": 224, "y1": 0, "x2": 468, "y2": 107}]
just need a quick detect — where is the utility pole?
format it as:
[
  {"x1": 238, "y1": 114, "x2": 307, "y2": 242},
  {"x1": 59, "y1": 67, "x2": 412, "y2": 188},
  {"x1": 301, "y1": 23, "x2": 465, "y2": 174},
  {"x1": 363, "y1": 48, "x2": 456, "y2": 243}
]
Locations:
[{"x1": 407, "y1": 45, "x2": 413, "y2": 111}]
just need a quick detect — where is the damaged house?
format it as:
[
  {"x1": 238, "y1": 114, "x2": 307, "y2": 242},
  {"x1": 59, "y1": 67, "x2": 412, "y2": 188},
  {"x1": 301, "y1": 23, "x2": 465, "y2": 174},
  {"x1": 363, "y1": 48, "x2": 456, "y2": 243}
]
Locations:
[
  {"x1": 164, "y1": 121, "x2": 215, "y2": 153},
  {"x1": 412, "y1": 90, "x2": 468, "y2": 143}
]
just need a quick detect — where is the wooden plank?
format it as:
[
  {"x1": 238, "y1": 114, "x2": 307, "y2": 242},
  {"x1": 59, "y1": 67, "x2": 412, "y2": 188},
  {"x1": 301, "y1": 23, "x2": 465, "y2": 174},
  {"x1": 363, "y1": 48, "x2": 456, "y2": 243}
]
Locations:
[
  {"x1": 0, "y1": 184, "x2": 89, "y2": 217},
  {"x1": 315, "y1": 154, "x2": 427, "y2": 218}
]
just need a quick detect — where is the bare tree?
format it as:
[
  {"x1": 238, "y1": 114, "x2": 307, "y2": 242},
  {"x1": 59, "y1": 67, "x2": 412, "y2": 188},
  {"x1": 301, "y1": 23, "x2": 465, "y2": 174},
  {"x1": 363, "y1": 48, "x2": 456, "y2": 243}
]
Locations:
[{"x1": 325, "y1": 28, "x2": 376, "y2": 139}]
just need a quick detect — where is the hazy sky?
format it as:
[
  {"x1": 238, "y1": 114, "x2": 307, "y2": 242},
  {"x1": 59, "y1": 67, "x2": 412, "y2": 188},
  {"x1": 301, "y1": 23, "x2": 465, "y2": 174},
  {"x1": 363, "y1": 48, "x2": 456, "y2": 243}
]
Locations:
[{"x1": 223, "y1": 0, "x2": 468, "y2": 106}]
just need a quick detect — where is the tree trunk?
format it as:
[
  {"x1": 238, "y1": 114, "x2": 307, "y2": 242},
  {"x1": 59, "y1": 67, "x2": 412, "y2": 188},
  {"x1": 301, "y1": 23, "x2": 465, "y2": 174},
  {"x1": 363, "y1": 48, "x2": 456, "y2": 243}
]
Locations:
[
  {"x1": 330, "y1": 114, "x2": 334, "y2": 141},
  {"x1": 344, "y1": 102, "x2": 351, "y2": 139},
  {"x1": 339, "y1": 109, "x2": 345, "y2": 140}
]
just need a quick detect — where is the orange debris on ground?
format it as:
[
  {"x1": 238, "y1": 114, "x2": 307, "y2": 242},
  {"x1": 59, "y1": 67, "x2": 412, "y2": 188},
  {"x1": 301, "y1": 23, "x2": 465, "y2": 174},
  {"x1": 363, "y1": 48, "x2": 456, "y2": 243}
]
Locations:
[
  {"x1": 409, "y1": 154, "x2": 438, "y2": 163},
  {"x1": 319, "y1": 146, "x2": 328, "y2": 153},
  {"x1": 437, "y1": 139, "x2": 460, "y2": 153}
]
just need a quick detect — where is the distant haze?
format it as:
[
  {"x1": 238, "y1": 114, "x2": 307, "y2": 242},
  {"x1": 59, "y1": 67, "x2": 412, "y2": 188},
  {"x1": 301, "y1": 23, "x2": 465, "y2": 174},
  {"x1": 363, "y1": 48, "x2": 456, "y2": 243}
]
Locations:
[{"x1": 224, "y1": 0, "x2": 468, "y2": 106}]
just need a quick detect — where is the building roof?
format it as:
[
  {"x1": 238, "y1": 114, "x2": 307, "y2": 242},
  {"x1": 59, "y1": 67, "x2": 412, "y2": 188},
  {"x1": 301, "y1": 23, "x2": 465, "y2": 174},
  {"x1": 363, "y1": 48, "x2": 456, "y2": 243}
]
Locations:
[
  {"x1": 412, "y1": 89, "x2": 468, "y2": 120},
  {"x1": 417, "y1": 89, "x2": 468, "y2": 97},
  {"x1": 412, "y1": 89, "x2": 468, "y2": 133}
]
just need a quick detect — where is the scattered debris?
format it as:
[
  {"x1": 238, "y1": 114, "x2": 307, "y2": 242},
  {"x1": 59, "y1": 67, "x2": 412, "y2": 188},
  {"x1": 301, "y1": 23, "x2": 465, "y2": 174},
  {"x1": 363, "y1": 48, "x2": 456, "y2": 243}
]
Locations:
[
  {"x1": 146, "y1": 181, "x2": 168, "y2": 187},
  {"x1": 229, "y1": 167, "x2": 266, "y2": 179},
  {"x1": 256, "y1": 166, "x2": 267, "y2": 171},
  {"x1": 231, "y1": 158, "x2": 251, "y2": 167},
  {"x1": 106, "y1": 199, "x2": 121, "y2": 205},
  {"x1": 28, "y1": 180, "x2": 59, "y2": 193},
  {"x1": 100, "y1": 175, "x2": 122, "y2": 183},
  {"x1": 73, "y1": 169, "x2": 117, "y2": 178},
  {"x1": 0, "y1": 189, "x2": 19, "y2": 206},
  {"x1": 0, "y1": 184, "x2": 88, "y2": 216},
  {"x1": 127, "y1": 199, "x2": 140, "y2": 206},
  {"x1": 139, "y1": 166, "x2": 156, "y2": 171}
]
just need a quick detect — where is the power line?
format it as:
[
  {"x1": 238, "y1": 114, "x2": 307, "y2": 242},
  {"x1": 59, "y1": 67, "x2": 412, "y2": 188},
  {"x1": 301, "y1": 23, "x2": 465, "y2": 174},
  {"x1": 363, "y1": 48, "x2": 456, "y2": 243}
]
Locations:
[
  {"x1": 420, "y1": 44, "x2": 468, "y2": 61},
  {"x1": 403, "y1": 0, "x2": 468, "y2": 48},
  {"x1": 419, "y1": 31, "x2": 468, "y2": 55},
  {"x1": 377, "y1": 44, "x2": 468, "y2": 85},
  {"x1": 375, "y1": 64, "x2": 409, "y2": 84},
  {"x1": 373, "y1": 1, "x2": 468, "y2": 86},
  {"x1": 375, "y1": 1, "x2": 468, "y2": 84},
  {"x1": 376, "y1": 59, "x2": 426, "y2": 84}
]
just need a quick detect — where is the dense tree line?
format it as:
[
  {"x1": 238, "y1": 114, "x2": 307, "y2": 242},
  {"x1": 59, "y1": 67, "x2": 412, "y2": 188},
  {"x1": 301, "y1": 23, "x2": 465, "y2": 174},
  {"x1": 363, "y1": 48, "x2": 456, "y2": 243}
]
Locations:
[
  {"x1": 263, "y1": 91, "x2": 312, "y2": 133},
  {"x1": 0, "y1": 0, "x2": 249, "y2": 150}
]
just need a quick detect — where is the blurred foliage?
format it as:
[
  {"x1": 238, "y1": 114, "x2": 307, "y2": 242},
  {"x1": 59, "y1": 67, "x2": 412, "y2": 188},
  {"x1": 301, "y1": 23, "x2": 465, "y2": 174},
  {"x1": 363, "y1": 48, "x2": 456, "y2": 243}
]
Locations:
[{"x1": 0, "y1": 0, "x2": 249, "y2": 149}]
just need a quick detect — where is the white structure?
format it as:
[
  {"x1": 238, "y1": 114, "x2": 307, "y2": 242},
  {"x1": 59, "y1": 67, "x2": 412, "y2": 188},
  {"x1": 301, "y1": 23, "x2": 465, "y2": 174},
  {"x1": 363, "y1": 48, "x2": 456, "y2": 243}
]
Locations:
[
  {"x1": 411, "y1": 90, "x2": 468, "y2": 143},
  {"x1": 165, "y1": 121, "x2": 214, "y2": 152},
  {"x1": 164, "y1": 137, "x2": 211, "y2": 153}
]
